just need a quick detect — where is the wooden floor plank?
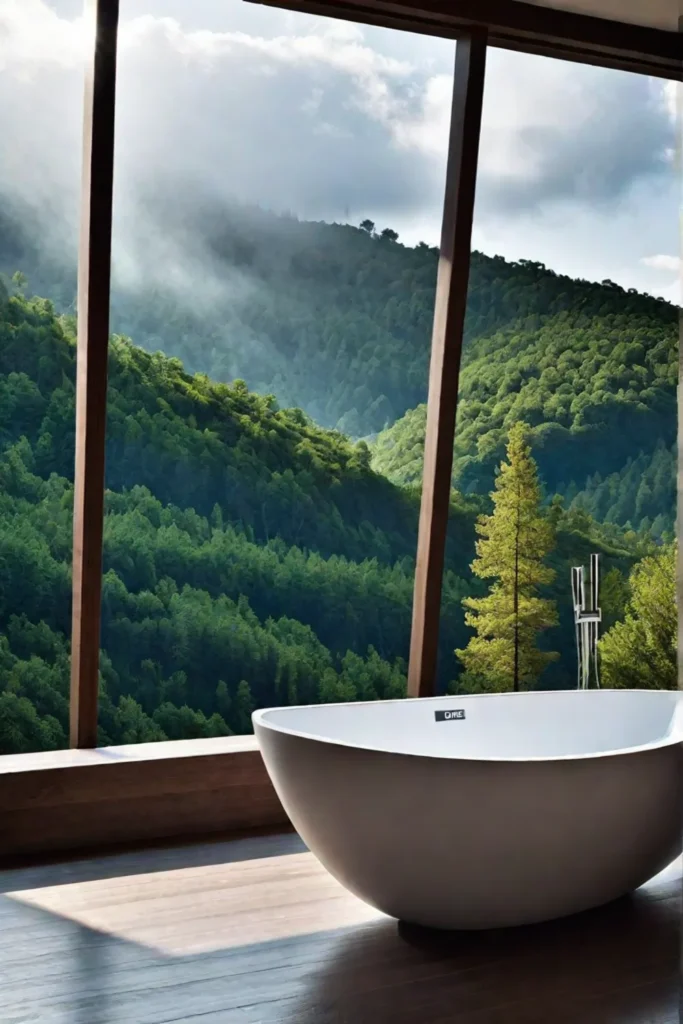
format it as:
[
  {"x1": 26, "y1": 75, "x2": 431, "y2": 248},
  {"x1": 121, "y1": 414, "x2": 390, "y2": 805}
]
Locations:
[{"x1": 0, "y1": 835, "x2": 679, "y2": 1024}]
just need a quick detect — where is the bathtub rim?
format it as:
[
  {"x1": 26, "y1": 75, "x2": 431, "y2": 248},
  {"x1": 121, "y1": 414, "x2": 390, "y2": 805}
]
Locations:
[{"x1": 252, "y1": 688, "x2": 683, "y2": 764}]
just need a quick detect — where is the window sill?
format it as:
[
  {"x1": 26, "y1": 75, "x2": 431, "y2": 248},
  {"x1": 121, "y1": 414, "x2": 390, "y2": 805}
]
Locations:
[{"x1": 1, "y1": 736, "x2": 290, "y2": 864}]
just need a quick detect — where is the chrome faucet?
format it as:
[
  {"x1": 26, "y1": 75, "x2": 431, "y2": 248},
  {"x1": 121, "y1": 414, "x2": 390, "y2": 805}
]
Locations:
[{"x1": 572, "y1": 554, "x2": 601, "y2": 689}]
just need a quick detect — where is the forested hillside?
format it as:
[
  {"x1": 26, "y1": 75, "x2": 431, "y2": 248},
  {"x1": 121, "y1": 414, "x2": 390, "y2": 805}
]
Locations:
[
  {"x1": 0, "y1": 286, "x2": 464, "y2": 752},
  {"x1": 373, "y1": 306, "x2": 677, "y2": 535},
  {"x1": 0, "y1": 202, "x2": 676, "y2": 753},
  {"x1": 0, "y1": 285, "x2": 646, "y2": 752},
  {"x1": 1, "y1": 201, "x2": 674, "y2": 439},
  {"x1": 2, "y1": 201, "x2": 676, "y2": 531}
]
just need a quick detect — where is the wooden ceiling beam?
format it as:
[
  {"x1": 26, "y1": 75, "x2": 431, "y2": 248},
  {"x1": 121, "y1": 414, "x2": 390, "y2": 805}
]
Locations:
[{"x1": 246, "y1": 0, "x2": 682, "y2": 79}]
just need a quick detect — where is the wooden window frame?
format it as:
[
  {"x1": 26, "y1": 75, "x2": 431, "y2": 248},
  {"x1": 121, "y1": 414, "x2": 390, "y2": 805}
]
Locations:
[
  {"x1": 407, "y1": 29, "x2": 487, "y2": 697},
  {"x1": 1, "y1": 0, "x2": 679, "y2": 861},
  {"x1": 70, "y1": 0, "x2": 120, "y2": 749}
]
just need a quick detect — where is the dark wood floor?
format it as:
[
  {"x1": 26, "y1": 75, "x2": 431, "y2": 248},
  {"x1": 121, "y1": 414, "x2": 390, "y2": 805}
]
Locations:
[{"x1": 1, "y1": 834, "x2": 680, "y2": 1023}]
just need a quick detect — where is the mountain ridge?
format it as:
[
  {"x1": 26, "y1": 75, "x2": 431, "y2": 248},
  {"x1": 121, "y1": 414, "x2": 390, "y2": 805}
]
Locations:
[{"x1": 0, "y1": 199, "x2": 676, "y2": 440}]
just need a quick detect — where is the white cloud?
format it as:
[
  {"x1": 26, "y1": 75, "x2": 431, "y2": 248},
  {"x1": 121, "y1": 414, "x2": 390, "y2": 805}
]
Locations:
[
  {"x1": 120, "y1": 14, "x2": 412, "y2": 82},
  {"x1": 641, "y1": 254, "x2": 681, "y2": 272},
  {"x1": 663, "y1": 80, "x2": 680, "y2": 123},
  {"x1": 477, "y1": 49, "x2": 674, "y2": 210},
  {"x1": 392, "y1": 73, "x2": 452, "y2": 158},
  {"x1": 0, "y1": 0, "x2": 678, "y2": 302},
  {"x1": 0, "y1": 0, "x2": 87, "y2": 71}
]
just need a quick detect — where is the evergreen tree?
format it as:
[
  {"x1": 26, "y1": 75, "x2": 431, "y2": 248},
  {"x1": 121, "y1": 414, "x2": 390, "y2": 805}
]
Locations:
[
  {"x1": 456, "y1": 423, "x2": 559, "y2": 692},
  {"x1": 234, "y1": 680, "x2": 256, "y2": 734},
  {"x1": 600, "y1": 567, "x2": 629, "y2": 632},
  {"x1": 599, "y1": 544, "x2": 676, "y2": 690}
]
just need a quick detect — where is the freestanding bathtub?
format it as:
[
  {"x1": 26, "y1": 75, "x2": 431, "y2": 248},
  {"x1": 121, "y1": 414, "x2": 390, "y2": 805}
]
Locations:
[{"x1": 253, "y1": 689, "x2": 682, "y2": 930}]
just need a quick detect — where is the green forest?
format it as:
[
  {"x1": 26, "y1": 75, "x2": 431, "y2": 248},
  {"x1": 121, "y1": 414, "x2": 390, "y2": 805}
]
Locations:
[
  {"x1": 0, "y1": 208, "x2": 677, "y2": 754},
  {"x1": 373, "y1": 297, "x2": 676, "y2": 536}
]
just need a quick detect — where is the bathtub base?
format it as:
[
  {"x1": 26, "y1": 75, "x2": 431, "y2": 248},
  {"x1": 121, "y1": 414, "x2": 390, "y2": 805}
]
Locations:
[
  {"x1": 254, "y1": 691, "x2": 683, "y2": 933},
  {"x1": 327, "y1": 851, "x2": 682, "y2": 932},
  {"x1": 393, "y1": 888, "x2": 649, "y2": 932}
]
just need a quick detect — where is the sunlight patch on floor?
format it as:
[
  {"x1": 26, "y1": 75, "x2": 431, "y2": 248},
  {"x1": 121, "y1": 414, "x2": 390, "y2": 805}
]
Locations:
[{"x1": 5, "y1": 851, "x2": 384, "y2": 956}]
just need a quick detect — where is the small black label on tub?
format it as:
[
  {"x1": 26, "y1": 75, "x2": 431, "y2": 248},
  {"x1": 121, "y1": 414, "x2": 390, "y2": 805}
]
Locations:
[{"x1": 435, "y1": 709, "x2": 465, "y2": 722}]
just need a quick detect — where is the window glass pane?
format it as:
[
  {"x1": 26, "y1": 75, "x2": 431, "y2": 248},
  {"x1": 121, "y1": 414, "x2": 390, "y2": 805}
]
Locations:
[
  {"x1": 0, "y1": 1, "x2": 83, "y2": 753},
  {"x1": 98, "y1": 1, "x2": 452, "y2": 742},
  {"x1": 432, "y1": 51, "x2": 678, "y2": 695}
]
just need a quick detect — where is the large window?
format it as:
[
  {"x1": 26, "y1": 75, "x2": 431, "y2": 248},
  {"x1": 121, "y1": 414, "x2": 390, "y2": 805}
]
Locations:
[
  {"x1": 435, "y1": 50, "x2": 678, "y2": 696},
  {"x1": 0, "y1": 1, "x2": 82, "y2": 753},
  {"x1": 0, "y1": 1, "x2": 677, "y2": 757},
  {"x1": 94, "y1": 3, "x2": 452, "y2": 742}
]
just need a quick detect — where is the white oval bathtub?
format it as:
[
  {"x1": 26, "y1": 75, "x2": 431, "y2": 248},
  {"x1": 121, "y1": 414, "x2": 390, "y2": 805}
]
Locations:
[{"x1": 253, "y1": 689, "x2": 682, "y2": 930}]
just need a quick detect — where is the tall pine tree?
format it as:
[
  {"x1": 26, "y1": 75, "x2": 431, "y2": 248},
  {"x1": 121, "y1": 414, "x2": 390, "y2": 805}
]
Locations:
[{"x1": 456, "y1": 422, "x2": 559, "y2": 692}]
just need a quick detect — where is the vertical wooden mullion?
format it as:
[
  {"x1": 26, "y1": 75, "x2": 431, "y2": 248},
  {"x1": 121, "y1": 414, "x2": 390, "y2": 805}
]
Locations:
[
  {"x1": 677, "y1": 15, "x2": 682, "y2": 696},
  {"x1": 70, "y1": 0, "x2": 119, "y2": 747},
  {"x1": 678, "y1": 314, "x2": 682, "y2": 692},
  {"x1": 407, "y1": 31, "x2": 487, "y2": 698}
]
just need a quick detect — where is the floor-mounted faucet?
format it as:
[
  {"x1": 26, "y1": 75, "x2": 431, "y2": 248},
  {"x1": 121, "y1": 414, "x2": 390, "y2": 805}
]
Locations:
[{"x1": 572, "y1": 554, "x2": 601, "y2": 689}]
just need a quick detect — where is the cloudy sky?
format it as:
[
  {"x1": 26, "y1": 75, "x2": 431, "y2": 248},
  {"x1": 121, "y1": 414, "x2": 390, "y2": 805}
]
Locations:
[{"x1": 0, "y1": 0, "x2": 680, "y2": 301}]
